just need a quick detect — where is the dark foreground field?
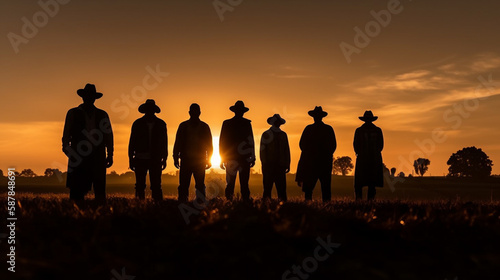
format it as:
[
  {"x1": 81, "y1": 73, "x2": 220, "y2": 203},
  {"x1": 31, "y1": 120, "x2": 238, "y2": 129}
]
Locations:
[{"x1": 1, "y1": 194, "x2": 500, "y2": 280}]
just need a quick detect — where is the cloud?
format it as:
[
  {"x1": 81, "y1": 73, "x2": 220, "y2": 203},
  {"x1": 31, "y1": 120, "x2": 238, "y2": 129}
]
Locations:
[
  {"x1": 337, "y1": 53, "x2": 500, "y2": 132},
  {"x1": 267, "y1": 65, "x2": 326, "y2": 79},
  {"x1": 470, "y1": 53, "x2": 500, "y2": 72}
]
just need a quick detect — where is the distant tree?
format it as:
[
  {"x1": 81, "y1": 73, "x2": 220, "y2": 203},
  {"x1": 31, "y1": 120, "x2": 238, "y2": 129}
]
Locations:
[
  {"x1": 408, "y1": 174, "x2": 413, "y2": 178},
  {"x1": 398, "y1": 172, "x2": 405, "y2": 178},
  {"x1": 447, "y1": 146, "x2": 493, "y2": 178},
  {"x1": 0, "y1": 169, "x2": 3, "y2": 177},
  {"x1": 333, "y1": 156, "x2": 354, "y2": 176},
  {"x1": 390, "y1": 167, "x2": 397, "y2": 177},
  {"x1": 44, "y1": 168, "x2": 62, "y2": 177},
  {"x1": 413, "y1": 158, "x2": 430, "y2": 176},
  {"x1": 19, "y1": 169, "x2": 37, "y2": 177},
  {"x1": 383, "y1": 163, "x2": 390, "y2": 174}
]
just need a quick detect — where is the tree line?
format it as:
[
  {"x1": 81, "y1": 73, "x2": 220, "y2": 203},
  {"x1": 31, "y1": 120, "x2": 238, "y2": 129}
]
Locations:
[{"x1": 332, "y1": 146, "x2": 493, "y2": 178}]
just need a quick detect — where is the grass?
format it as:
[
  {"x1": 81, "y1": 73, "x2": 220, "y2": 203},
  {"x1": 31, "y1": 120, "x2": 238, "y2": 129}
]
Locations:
[{"x1": 1, "y1": 192, "x2": 500, "y2": 280}]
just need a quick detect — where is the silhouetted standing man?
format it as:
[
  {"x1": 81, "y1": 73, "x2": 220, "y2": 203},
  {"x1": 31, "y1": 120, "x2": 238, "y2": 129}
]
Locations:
[
  {"x1": 260, "y1": 114, "x2": 290, "y2": 201},
  {"x1": 353, "y1": 110, "x2": 384, "y2": 200},
  {"x1": 129, "y1": 99, "x2": 167, "y2": 201},
  {"x1": 219, "y1": 101, "x2": 255, "y2": 201},
  {"x1": 62, "y1": 83, "x2": 113, "y2": 201},
  {"x1": 173, "y1": 104, "x2": 213, "y2": 203},
  {"x1": 296, "y1": 106, "x2": 336, "y2": 202}
]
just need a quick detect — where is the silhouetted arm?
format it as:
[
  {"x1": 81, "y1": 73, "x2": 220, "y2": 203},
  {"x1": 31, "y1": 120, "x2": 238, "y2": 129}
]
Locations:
[
  {"x1": 219, "y1": 121, "x2": 228, "y2": 167},
  {"x1": 103, "y1": 113, "x2": 114, "y2": 157},
  {"x1": 260, "y1": 131, "x2": 267, "y2": 166},
  {"x1": 103, "y1": 112, "x2": 114, "y2": 168},
  {"x1": 161, "y1": 121, "x2": 168, "y2": 170},
  {"x1": 353, "y1": 128, "x2": 361, "y2": 156},
  {"x1": 378, "y1": 127, "x2": 384, "y2": 152},
  {"x1": 205, "y1": 124, "x2": 213, "y2": 168},
  {"x1": 248, "y1": 122, "x2": 256, "y2": 165},
  {"x1": 331, "y1": 127, "x2": 337, "y2": 155},
  {"x1": 299, "y1": 126, "x2": 309, "y2": 152},
  {"x1": 284, "y1": 132, "x2": 291, "y2": 172},
  {"x1": 62, "y1": 110, "x2": 73, "y2": 155},
  {"x1": 173, "y1": 123, "x2": 183, "y2": 168},
  {"x1": 128, "y1": 122, "x2": 137, "y2": 170}
]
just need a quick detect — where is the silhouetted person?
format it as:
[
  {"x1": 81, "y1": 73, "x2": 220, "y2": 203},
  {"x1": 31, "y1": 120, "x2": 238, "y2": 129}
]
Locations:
[
  {"x1": 353, "y1": 110, "x2": 384, "y2": 200},
  {"x1": 62, "y1": 83, "x2": 113, "y2": 202},
  {"x1": 260, "y1": 114, "x2": 290, "y2": 201},
  {"x1": 295, "y1": 106, "x2": 336, "y2": 202},
  {"x1": 129, "y1": 99, "x2": 167, "y2": 201},
  {"x1": 219, "y1": 101, "x2": 255, "y2": 201},
  {"x1": 173, "y1": 104, "x2": 213, "y2": 203}
]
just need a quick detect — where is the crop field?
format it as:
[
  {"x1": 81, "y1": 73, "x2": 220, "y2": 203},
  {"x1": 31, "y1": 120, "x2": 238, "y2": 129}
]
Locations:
[{"x1": 1, "y1": 176, "x2": 499, "y2": 279}]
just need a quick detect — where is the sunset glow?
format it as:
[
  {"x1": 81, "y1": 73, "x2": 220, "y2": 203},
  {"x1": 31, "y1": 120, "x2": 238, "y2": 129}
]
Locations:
[{"x1": 211, "y1": 136, "x2": 221, "y2": 168}]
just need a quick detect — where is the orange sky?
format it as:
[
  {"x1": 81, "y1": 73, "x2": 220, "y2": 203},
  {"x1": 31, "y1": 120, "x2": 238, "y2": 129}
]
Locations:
[{"x1": 1, "y1": 0, "x2": 499, "y2": 177}]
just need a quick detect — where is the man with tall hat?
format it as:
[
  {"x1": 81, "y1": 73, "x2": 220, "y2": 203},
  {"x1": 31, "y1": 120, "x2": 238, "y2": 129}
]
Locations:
[
  {"x1": 129, "y1": 99, "x2": 168, "y2": 201},
  {"x1": 260, "y1": 114, "x2": 290, "y2": 201},
  {"x1": 173, "y1": 103, "x2": 213, "y2": 203},
  {"x1": 353, "y1": 110, "x2": 384, "y2": 200},
  {"x1": 62, "y1": 83, "x2": 114, "y2": 201},
  {"x1": 295, "y1": 106, "x2": 337, "y2": 202},
  {"x1": 219, "y1": 100, "x2": 255, "y2": 201}
]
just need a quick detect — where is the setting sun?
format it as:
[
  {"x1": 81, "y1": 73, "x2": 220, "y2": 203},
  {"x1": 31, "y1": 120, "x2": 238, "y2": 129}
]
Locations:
[{"x1": 211, "y1": 136, "x2": 221, "y2": 168}]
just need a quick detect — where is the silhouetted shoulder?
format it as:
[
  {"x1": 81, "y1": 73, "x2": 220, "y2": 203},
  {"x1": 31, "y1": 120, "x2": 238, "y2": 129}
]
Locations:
[
  {"x1": 304, "y1": 124, "x2": 314, "y2": 130},
  {"x1": 67, "y1": 107, "x2": 80, "y2": 113},
  {"x1": 156, "y1": 117, "x2": 166, "y2": 126},
  {"x1": 132, "y1": 118, "x2": 143, "y2": 127},
  {"x1": 96, "y1": 108, "x2": 108, "y2": 115},
  {"x1": 200, "y1": 120, "x2": 211, "y2": 129}
]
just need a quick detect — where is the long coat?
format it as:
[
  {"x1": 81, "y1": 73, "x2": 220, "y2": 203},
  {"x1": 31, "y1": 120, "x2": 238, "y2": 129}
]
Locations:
[
  {"x1": 129, "y1": 115, "x2": 168, "y2": 161},
  {"x1": 62, "y1": 104, "x2": 114, "y2": 189},
  {"x1": 295, "y1": 122, "x2": 336, "y2": 183},
  {"x1": 219, "y1": 117, "x2": 255, "y2": 163},
  {"x1": 353, "y1": 122, "x2": 384, "y2": 188}
]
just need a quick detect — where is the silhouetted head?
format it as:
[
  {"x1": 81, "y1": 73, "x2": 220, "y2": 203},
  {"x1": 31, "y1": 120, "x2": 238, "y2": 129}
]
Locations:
[
  {"x1": 138, "y1": 99, "x2": 161, "y2": 116},
  {"x1": 77, "y1": 83, "x2": 102, "y2": 105},
  {"x1": 267, "y1": 114, "x2": 286, "y2": 128},
  {"x1": 308, "y1": 106, "x2": 327, "y2": 123},
  {"x1": 230, "y1": 100, "x2": 249, "y2": 117},
  {"x1": 189, "y1": 103, "x2": 201, "y2": 119},
  {"x1": 359, "y1": 110, "x2": 378, "y2": 123}
]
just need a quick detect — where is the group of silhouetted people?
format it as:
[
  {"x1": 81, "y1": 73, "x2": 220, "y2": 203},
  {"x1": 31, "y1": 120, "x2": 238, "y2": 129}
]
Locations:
[{"x1": 63, "y1": 83, "x2": 384, "y2": 203}]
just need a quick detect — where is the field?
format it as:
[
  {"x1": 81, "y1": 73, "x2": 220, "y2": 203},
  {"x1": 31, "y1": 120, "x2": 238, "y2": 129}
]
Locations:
[{"x1": 1, "y1": 176, "x2": 500, "y2": 280}]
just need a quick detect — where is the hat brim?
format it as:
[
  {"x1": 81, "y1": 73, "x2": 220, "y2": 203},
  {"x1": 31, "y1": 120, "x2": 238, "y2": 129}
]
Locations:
[
  {"x1": 139, "y1": 104, "x2": 161, "y2": 114},
  {"x1": 308, "y1": 111, "x2": 328, "y2": 118},
  {"x1": 359, "y1": 116, "x2": 378, "y2": 122},
  {"x1": 77, "y1": 89, "x2": 103, "y2": 99},
  {"x1": 230, "y1": 106, "x2": 249, "y2": 113},
  {"x1": 267, "y1": 117, "x2": 286, "y2": 125}
]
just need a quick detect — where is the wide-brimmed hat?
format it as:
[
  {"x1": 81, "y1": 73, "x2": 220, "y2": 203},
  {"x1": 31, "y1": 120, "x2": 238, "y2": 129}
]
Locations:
[
  {"x1": 308, "y1": 106, "x2": 328, "y2": 118},
  {"x1": 138, "y1": 99, "x2": 161, "y2": 114},
  {"x1": 230, "y1": 100, "x2": 249, "y2": 113},
  {"x1": 359, "y1": 110, "x2": 378, "y2": 122},
  {"x1": 267, "y1": 114, "x2": 286, "y2": 125},
  {"x1": 77, "y1": 83, "x2": 103, "y2": 99}
]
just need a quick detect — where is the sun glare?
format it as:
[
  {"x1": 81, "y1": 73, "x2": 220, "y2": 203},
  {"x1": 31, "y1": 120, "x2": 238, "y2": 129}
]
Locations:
[{"x1": 211, "y1": 136, "x2": 221, "y2": 168}]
